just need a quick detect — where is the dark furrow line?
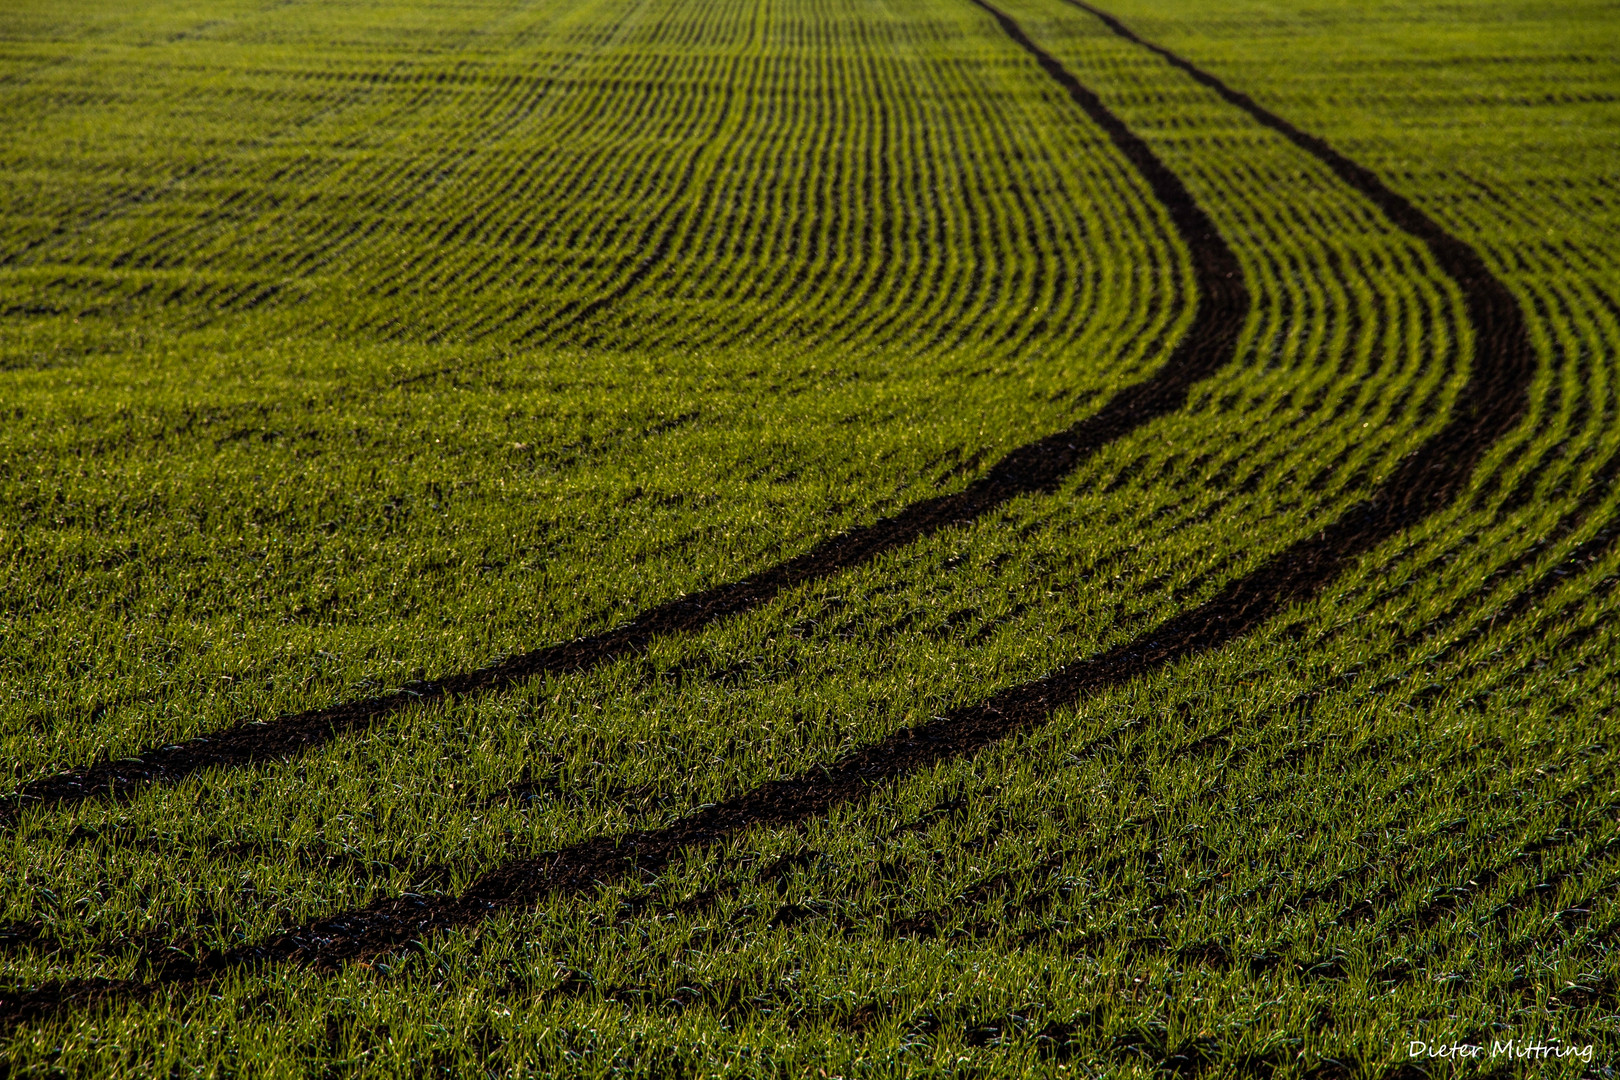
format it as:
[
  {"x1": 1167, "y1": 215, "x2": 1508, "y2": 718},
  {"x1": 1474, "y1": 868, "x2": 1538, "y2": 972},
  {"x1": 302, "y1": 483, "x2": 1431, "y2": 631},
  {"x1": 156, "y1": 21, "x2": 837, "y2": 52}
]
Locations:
[
  {"x1": 1280, "y1": 335, "x2": 1619, "y2": 663},
  {"x1": 19, "y1": 565, "x2": 1610, "y2": 977},
  {"x1": 0, "y1": 2, "x2": 1533, "y2": 1026},
  {"x1": 755, "y1": 621, "x2": 1620, "y2": 950},
  {"x1": 2, "y1": 7, "x2": 1247, "y2": 827}
]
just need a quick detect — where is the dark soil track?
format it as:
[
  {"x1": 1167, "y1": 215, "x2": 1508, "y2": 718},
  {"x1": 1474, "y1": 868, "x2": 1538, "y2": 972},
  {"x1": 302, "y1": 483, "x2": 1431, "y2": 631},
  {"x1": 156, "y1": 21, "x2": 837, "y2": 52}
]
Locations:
[
  {"x1": 3, "y1": 10, "x2": 1247, "y2": 826},
  {"x1": 0, "y1": 3, "x2": 1534, "y2": 1025}
]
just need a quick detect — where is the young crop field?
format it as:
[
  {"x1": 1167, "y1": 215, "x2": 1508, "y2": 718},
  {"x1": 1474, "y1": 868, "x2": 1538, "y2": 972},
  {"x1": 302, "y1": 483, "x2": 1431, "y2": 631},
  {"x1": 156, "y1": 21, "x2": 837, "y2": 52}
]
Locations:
[{"x1": 2, "y1": 0, "x2": 1618, "y2": 1074}]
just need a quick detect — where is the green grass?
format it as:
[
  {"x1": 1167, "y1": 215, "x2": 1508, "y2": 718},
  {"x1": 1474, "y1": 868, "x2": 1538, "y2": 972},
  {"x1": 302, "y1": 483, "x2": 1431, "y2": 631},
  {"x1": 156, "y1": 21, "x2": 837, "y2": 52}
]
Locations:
[{"x1": 2, "y1": 0, "x2": 1618, "y2": 1074}]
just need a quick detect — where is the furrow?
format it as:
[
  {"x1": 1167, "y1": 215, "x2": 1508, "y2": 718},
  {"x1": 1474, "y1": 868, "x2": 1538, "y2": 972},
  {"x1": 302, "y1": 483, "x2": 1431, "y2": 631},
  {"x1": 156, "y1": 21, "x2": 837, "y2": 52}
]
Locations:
[
  {"x1": 1, "y1": 0, "x2": 1248, "y2": 825},
  {"x1": 0, "y1": 1, "x2": 1535, "y2": 1021}
]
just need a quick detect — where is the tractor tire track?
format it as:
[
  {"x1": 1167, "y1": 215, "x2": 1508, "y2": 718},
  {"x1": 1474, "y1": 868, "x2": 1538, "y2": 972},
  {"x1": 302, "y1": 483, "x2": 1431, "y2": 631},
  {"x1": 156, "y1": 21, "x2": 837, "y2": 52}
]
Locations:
[
  {"x1": 2, "y1": 3, "x2": 1248, "y2": 826},
  {"x1": 0, "y1": 2, "x2": 1534, "y2": 1025}
]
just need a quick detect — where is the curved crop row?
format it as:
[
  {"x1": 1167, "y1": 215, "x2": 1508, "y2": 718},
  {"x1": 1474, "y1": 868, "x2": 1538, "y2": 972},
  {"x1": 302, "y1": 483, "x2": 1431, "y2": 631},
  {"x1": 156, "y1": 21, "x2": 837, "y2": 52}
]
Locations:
[
  {"x1": 2, "y1": 0, "x2": 1615, "y2": 1066},
  {"x1": 0, "y1": 0, "x2": 1544, "y2": 1026}
]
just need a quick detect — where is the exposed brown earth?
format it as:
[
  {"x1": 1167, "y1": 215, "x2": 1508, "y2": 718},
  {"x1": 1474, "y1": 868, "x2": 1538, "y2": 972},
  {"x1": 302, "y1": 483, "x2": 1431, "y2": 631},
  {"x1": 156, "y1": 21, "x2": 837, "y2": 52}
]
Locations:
[
  {"x1": 1, "y1": 0, "x2": 1248, "y2": 828},
  {"x1": 0, "y1": 0, "x2": 1536, "y2": 1027}
]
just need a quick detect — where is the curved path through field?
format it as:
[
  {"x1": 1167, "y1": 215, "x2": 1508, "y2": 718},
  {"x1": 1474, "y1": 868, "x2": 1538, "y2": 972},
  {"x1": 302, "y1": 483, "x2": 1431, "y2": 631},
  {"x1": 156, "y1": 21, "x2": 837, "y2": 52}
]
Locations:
[
  {"x1": 3, "y1": 2, "x2": 1248, "y2": 825},
  {"x1": 0, "y1": 0, "x2": 1533, "y2": 1024}
]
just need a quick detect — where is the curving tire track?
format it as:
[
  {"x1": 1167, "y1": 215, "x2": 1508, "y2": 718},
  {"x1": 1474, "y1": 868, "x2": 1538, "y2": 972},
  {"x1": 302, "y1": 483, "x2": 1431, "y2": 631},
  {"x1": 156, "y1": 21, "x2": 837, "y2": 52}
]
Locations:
[
  {"x1": 2, "y1": 7, "x2": 1248, "y2": 826},
  {"x1": 0, "y1": 1, "x2": 1535, "y2": 1025}
]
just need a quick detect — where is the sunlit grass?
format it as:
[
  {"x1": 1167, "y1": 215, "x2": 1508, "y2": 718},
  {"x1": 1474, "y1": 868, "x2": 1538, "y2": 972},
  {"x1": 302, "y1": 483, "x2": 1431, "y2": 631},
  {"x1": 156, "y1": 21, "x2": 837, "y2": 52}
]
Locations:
[{"x1": 2, "y1": 0, "x2": 1616, "y2": 1073}]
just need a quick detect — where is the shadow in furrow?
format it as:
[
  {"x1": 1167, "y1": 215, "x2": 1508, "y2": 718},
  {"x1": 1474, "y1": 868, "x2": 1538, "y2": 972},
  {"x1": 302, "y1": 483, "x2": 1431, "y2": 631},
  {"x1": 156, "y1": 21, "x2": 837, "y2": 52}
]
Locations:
[
  {"x1": 3, "y1": 13, "x2": 1246, "y2": 827},
  {"x1": 0, "y1": 3, "x2": 1535, "y2": 1026}
]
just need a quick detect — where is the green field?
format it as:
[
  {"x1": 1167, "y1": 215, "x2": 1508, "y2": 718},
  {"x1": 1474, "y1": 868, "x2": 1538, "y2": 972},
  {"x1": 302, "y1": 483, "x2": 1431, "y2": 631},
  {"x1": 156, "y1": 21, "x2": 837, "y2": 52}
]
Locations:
[{"x1": 2, "y1": 0, "x2": 1618, "y2": 1074}]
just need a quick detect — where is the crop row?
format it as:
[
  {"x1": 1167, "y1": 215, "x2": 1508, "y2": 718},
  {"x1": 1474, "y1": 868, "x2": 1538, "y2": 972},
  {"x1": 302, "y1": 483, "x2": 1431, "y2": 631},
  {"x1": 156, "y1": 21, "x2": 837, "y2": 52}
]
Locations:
[{"x1": 2, "y1": 0, "x2": 1617, "y2": 1060}]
